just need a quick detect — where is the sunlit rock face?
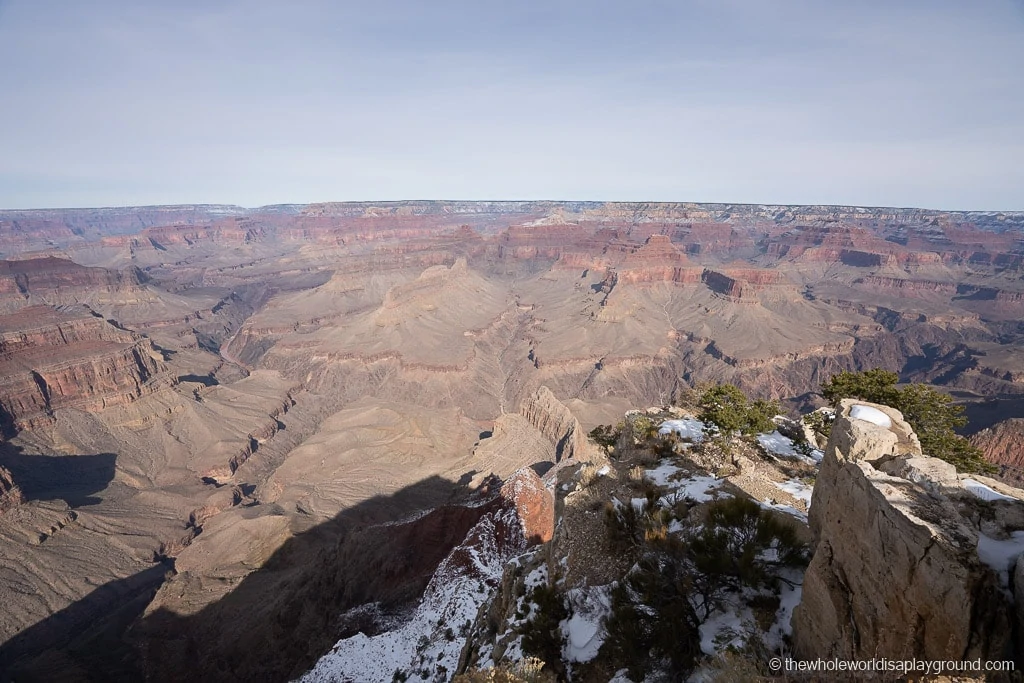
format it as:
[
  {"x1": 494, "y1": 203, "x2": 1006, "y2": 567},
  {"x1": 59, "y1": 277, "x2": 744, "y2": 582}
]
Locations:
[{"x1": 793, "y1": 399, "x2": 1024, "y2": 663}]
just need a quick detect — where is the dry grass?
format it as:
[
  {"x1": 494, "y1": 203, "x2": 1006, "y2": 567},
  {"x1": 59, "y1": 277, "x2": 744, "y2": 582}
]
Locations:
[
  {"x1": 578, "y1": 463, "x2": 601, "y2": 489},
  {"x1": 454, "y1": 658, "x2": 556, "y2": 683}
]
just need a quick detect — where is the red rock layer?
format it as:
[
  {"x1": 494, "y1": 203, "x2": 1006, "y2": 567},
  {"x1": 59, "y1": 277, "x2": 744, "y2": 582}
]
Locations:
[
  {"x1": 971, "y1": 419, "x2": 1024, "y2": 483},
  {"x1": 0, "y1": 257, "x2": 145, "y2": 312},
  {"x1": 499, "y1": 467, "x2": 555, "y2": 544},
  {"x1": 0, "y1": 306, "x2": 168, "y2": 433}
]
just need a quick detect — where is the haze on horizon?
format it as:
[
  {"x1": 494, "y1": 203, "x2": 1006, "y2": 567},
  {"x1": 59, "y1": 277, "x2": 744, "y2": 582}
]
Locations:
[{"x1": 1, "y1": 0, "x2": 1023, "y2": 212}]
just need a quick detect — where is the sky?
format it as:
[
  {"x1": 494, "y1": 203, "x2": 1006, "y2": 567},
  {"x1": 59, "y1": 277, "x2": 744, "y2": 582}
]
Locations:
[{"x1": 1, "y1": 0, "x2": 1022, "y2": 210}]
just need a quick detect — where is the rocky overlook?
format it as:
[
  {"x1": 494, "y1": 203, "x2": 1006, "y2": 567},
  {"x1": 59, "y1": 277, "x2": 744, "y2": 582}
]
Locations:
[{"x1": 794, "y1": 400, "x2": 1024, "y2": 663}]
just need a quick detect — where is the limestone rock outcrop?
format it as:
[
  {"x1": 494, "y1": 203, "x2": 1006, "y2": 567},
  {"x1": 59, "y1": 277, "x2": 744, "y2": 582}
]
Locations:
[
  {"x1": 0, "y1": 465, "x2": 24, "y2": 512},
  {"x1": 518, "y1": 386, "x2": 597, "y2": 463},
  {"x1": 792, "y1": 399, "x2": 1024, "y2": 664}
]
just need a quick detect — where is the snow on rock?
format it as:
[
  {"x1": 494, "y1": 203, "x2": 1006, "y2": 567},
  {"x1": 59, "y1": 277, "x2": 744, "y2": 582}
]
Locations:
[
  {"x1": 963, "y1": 478, "x2": 1019, "y2": 502},
  {"x1": 658, "y1": 418, "x2": 706, "y2": 443},
  {"x1": 760, "y1": 498, "x2": 808, "y2": 523},
  {"x1": 301, "y1": 502, "x2": 528, "y2": 683},
  {"x1": 561, "y1": 585, "x2": 612, "y2": 663},
  {"x1": 849, "y1": 404, "x2": 892, "y2": 428},
  {"x1": 775, "y1": 478, "x2": 813, "y2": 506},
  {"x1": 977, "y1": 531, "x2": 1024, "y2": 588}
]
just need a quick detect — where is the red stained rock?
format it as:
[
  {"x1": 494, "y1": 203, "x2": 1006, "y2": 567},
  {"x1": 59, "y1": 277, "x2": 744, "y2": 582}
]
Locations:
[{"x1": 499, "y1": 467, "x2": 555, "y2": 545}]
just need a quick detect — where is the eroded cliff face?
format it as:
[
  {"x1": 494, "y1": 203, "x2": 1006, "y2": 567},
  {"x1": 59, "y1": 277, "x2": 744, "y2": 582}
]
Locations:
[
  {"x1": 792, "y1": 399, "x2": 1024, "y2": 663},
  {"x1": 972, "y1": 419, "x2": 1024, "y2": 483},
  {"x1": 0, "y1": 466, "x2": 24, "y2": 513},
  {"x1": 0, "y1": 306, "x2": 169, "y2": 433},
  {"x1": 518, "y1": 386, "x2": 597, "y2": 463}
]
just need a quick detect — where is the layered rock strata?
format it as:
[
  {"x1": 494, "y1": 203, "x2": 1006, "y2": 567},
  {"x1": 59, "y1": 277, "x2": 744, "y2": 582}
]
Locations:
[{"x1": 0, "y1": 306, "x2": 168, "y2": 432}]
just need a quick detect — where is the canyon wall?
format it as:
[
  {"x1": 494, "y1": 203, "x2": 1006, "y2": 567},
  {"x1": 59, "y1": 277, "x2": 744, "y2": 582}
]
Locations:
[{"x1": 0, "y1": 306, "x2": 168, "y2": 433}]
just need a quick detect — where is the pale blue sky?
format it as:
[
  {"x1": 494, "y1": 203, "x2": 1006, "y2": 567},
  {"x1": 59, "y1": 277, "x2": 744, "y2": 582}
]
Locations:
[{"x1": 1, "y1": 0, "x2": 1022, "y2": 210}]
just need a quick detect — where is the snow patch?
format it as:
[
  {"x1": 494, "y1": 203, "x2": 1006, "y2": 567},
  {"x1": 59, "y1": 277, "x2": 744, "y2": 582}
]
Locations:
[
  {"x1": 977, "y1": 531, "x2": 1024, "y2": 588},
  {"x1": 659, "y1": 418, "x2": 707, "y2": 442},
  {"x1": 301, "y1": 506, "x2": 525, "y2": 683},
  {"x1": 850, "y1": 404, "x2": 892, "y2": 428},
  {"x1": 766, "y1": 568, "x2": 805, "y2": 648},
  {"x1": 757, "y1": 431, "x2": 822, "y2": 465},
  {"x1": 561, "y1": 585, "x2": 612, "y2": 663},
  {"x1": 759, "y1": 498, "x2": 808, "y2": 522},
  {"x1": 963, "y1": 478, "x2": 1019, "y2": 502},
  {"x1": 775, "y1": 478, "x2": 813, "y2": 505},
  {"x1": 699, "y1": 597, "x2": 754, "y2": 655},
  {"x1": 644, "y1": 461, "x2": 683, "y2": 486}
]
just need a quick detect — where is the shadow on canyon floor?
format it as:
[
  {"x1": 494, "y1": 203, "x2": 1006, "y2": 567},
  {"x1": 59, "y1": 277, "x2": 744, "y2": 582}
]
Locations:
[
  {"x1": 0, "y1": 442, "x2": 117, "y2": 508},
  {"x1": 2, "y1": 472, "x2": 488, "y2": 683},
  {"x1": 960, "y1": 395, "x2": 1024, "y2": 435},
  {"x1": 0, "y1": 564, "x2": 168, "y2": 683}
]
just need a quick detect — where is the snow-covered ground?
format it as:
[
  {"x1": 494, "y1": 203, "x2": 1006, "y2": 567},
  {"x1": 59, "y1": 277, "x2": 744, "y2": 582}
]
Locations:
[
  {"x1": 775, "y1": 478, "x2": 813, "y2": 506},
  {"x1": 561, "y1": 585, "x2": 612, "y2": 663},
  {"x1": 760, "y1": 498, "x2": 808, "y2": 523},
  {"x1": 476, "y1": 552, "x2": 547, "y2": 666},
  {"x1": 699, "y1": 595, "x2": 755, "y2": 655},
  {"x1": 757, "y1": 431, "x2": 823, "y2": 465},
  {"x1": 644, "y1": 460, "x2": 728, "y2": 504},
  {"x1": 659, "y1": 418, "x2": 707, "y2": 443},
  {"x1": 301, "y1": 506, "x2": 525, "y2": 683}
]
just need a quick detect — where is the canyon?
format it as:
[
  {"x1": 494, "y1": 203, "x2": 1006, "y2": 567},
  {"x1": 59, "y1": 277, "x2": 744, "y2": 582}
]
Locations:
[{"x1": 0, "y1": 201, "x2": 1022, "y2": 681}]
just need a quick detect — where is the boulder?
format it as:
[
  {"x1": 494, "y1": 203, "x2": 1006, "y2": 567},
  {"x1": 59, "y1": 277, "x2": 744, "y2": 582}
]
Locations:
[{"x1": 792, "y1": 399, "x2": 1021, "y2": 663}]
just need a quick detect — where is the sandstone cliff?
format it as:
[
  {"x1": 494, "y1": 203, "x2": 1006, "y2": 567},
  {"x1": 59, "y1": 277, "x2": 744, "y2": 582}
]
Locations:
[{"x1": 792, "y1": 399, "x2": 1024, "y2": 663}]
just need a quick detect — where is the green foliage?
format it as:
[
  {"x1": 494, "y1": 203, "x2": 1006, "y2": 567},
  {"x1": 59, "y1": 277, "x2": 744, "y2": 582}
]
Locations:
[
  {"x1": 821, "y1": 370, "x2": 996, "y2": 475},
  {"x1": 699, "y1": 385, "x2": 779, "y2": 436},
  {"x1": 630, "y1": 415, "x2": 657, "y2": 440},
  {"x1": 686, "y1": 497, "x2": 808, "y2": 619},
  {"x1": 821, "y1": 368, "x2": 900, "y2": 406},
  {"x1": 802, "y1": 409, "x2": 834, "y2": 439},
  {"x1": 521, "y1": 584, "x2": 568, "y2": 672},
  {"x1": 588, "y1": 424, "x2": 619, "y2": 454},
  {"x1": 601, "y1": 495, "x2": 808, "y2": 678},
  {"x1": 454, "y1": 659, "x2": 556, "y2": 683},
  {"x1": 603, "y1": 557, "x2": 702, "y2": 680}
]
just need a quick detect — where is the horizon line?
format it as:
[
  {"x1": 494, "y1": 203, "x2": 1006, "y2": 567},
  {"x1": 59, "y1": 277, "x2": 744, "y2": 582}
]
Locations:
[{"x1": 2, "y1": 199, "x2": 1023, "y2": 214}]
